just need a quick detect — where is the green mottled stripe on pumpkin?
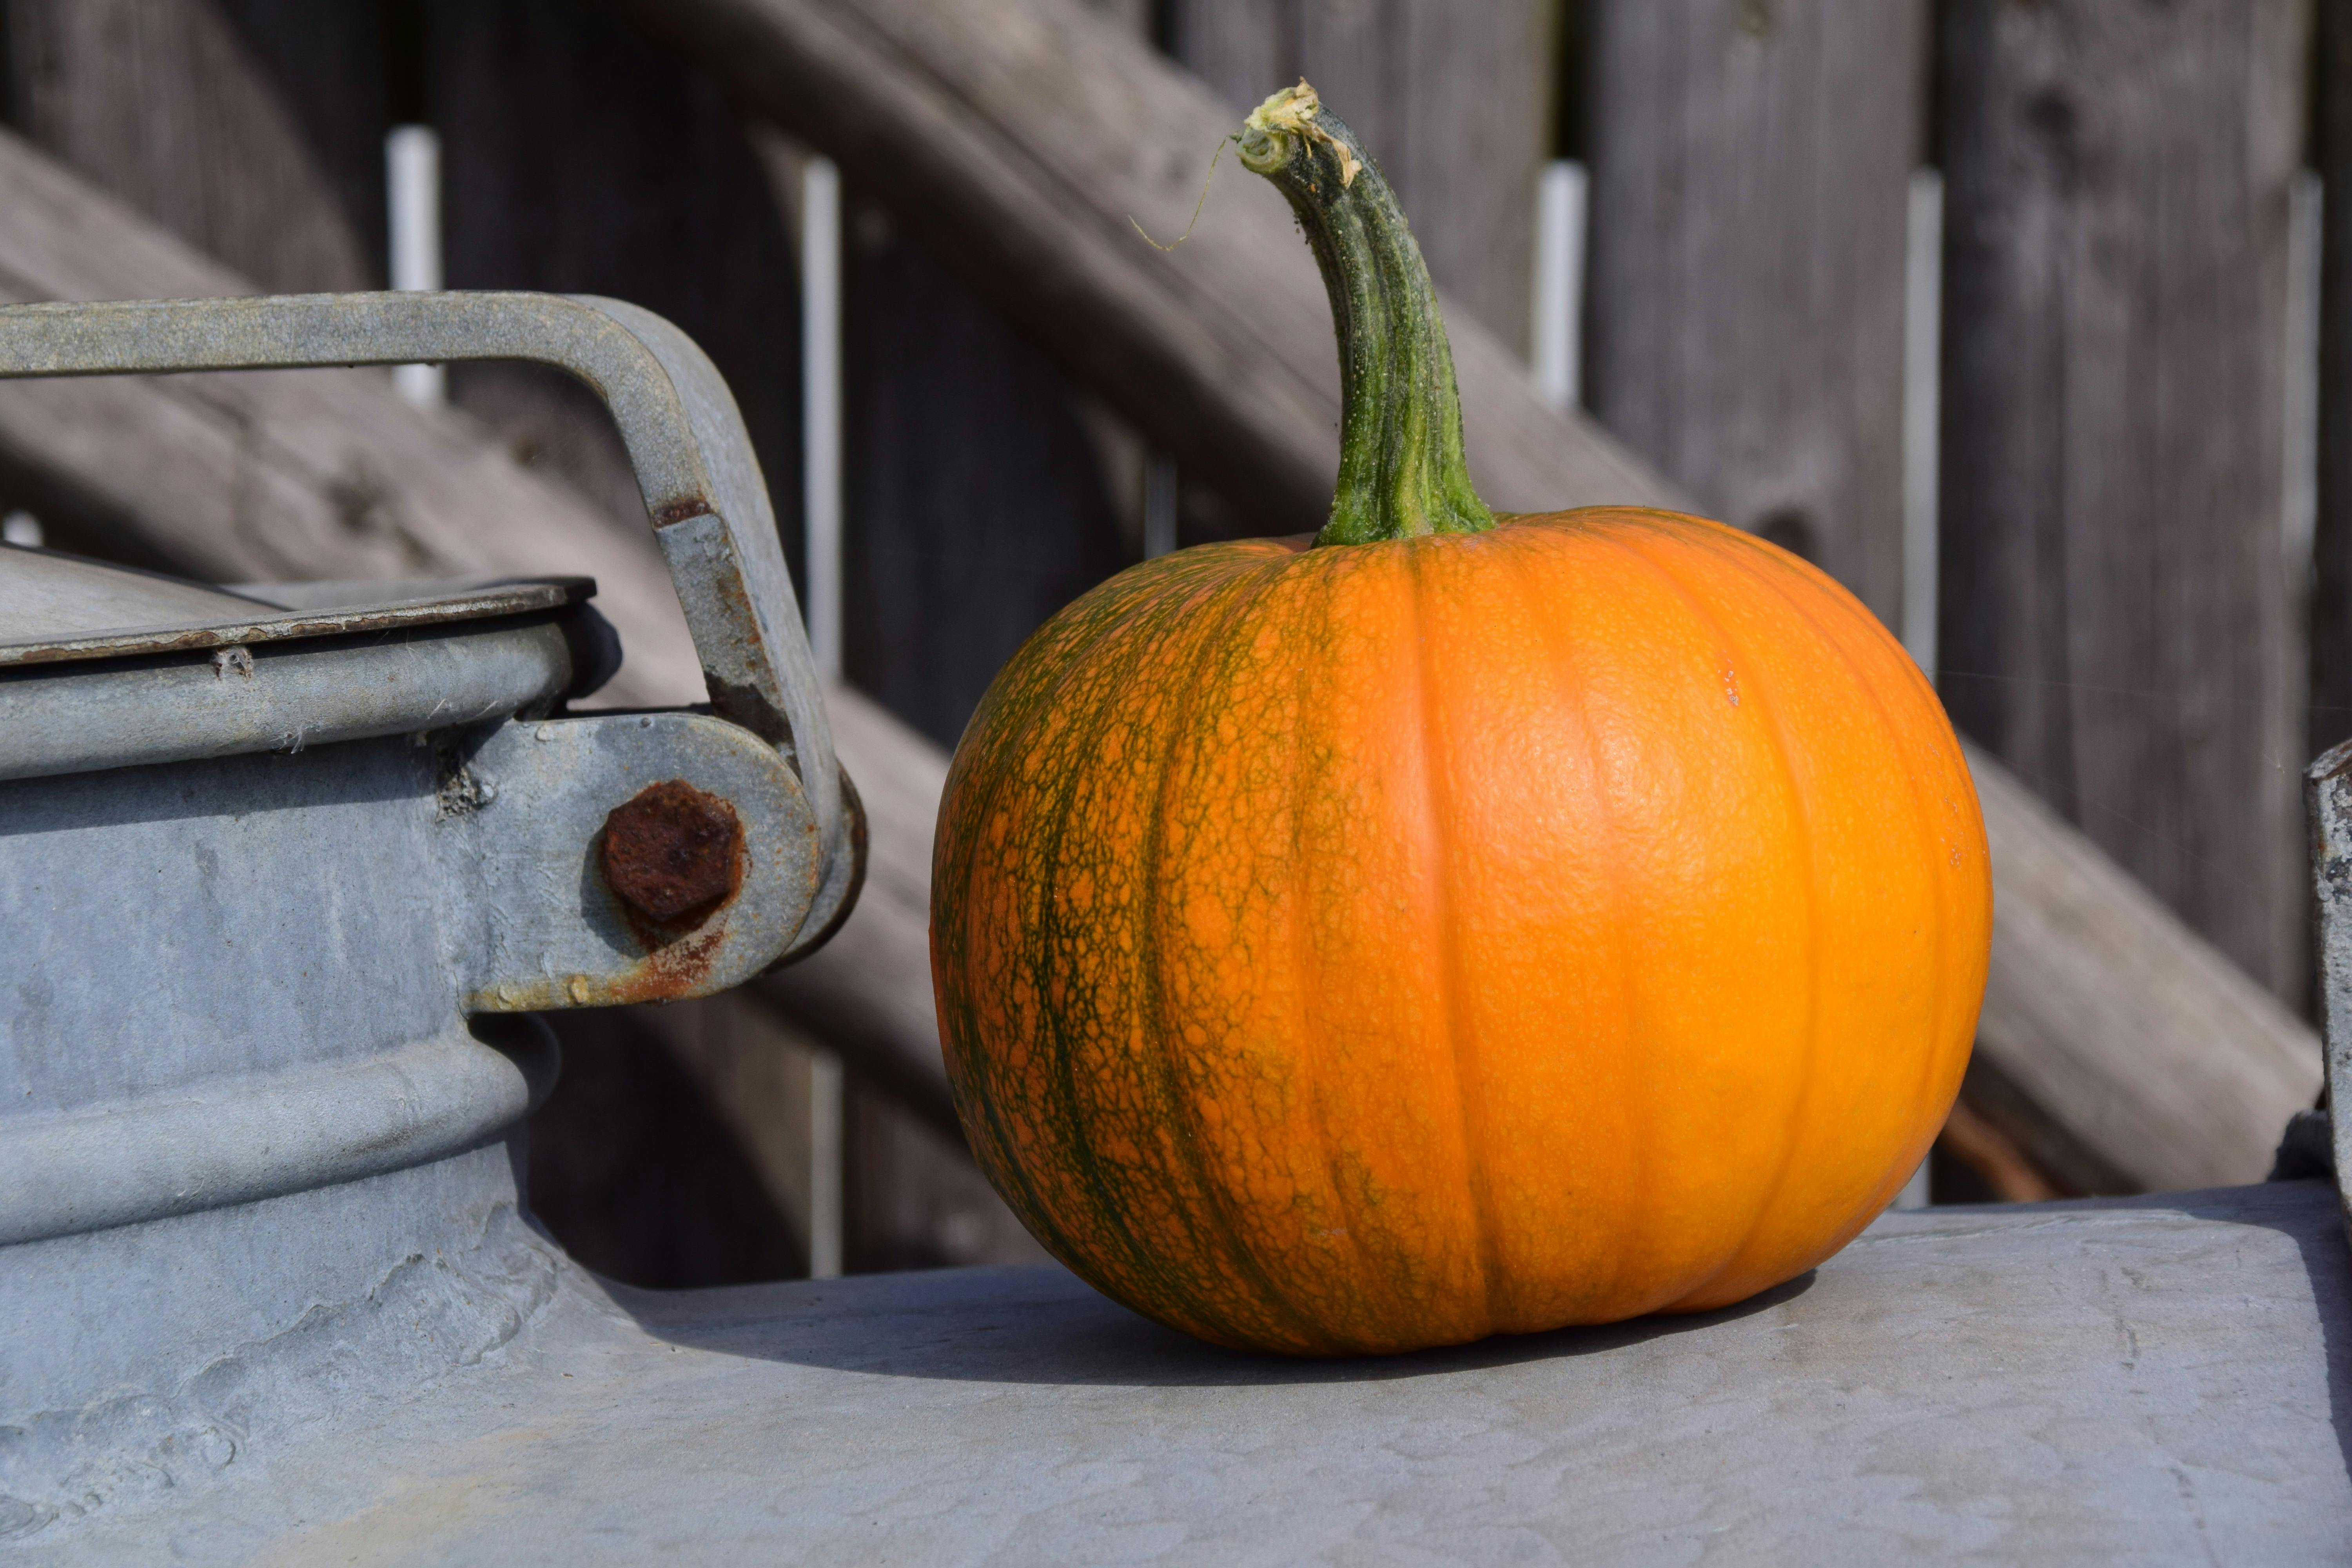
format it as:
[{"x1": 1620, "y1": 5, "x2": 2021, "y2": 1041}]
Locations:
[{"x1": 936, "y1": 543, "x2": 1337, "y2": 1350}]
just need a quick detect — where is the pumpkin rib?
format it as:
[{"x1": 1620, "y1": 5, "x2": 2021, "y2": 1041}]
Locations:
[
  {"x1": 1593, "y1": 525, "x2": 1829, "y2": 1312},
  {"x1": 1709, "y1": 528, "x2": 1968, "y2": 1220},
  {"x1": 1071, "y1": 560, "x2": 1270, "y2": 1345},
  {"x1": 1127, "y1": 554, "x2": 1338, "y2": 1350},
  {"x1": 1490, "y1": 523, "x2": 1653, "y2": 1321},
  {"x1": 1704, "y1": 526, "x2": 1979, "y2": 1134},
  {"x1": 1033, "y1": 581, "x2": 1210, "y2": 1316},
  {"x1": 1563, "y1": 518, "x2": 1822, "y2": 1315},
  {"x1": 940, "y1": 766, "x2": 1129, "y2": 1300},
  {"x1": 1284, "y1": 550, "x2": 1398, "y2": 1347},
  {"x1": 1307, "y1": 543, "x2": 1490, "y2": 1352},
  {"x1": 944, "y1": 558, "x2": 1264, "y2": 1330},
  {"x1": 1405, "y1": 537, "x2": 1503, "y2": 1340},
  {"x1": 1628, "y1": 519, "x2": 1971, "y2": 1300},
  {"x1": 935, "y1": 567, "x2": 1189, "y2": 1296}
]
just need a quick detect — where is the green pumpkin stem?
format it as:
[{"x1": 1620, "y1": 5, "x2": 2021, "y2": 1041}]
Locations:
[{"x1": 1237, "y1": 82, "x2": 1494, "y2": 547}]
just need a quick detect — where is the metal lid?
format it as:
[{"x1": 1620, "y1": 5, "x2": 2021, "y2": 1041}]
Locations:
[
  {"x1": 0, "y1": 541, "x2": 593, "y2": 667},
  {"x1": 0, "y1": 544, "x2": 608, "y2": 783}
]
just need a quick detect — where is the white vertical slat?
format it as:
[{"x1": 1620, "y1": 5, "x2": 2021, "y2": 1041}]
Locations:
[
  {"x1": 1900, "y1": 167, "x2": 1943, "y2": 684},
  {"x1": 1894, "y1": 167, "x2": 1945, "y2": 1211},
  {"x1": 808, "y1": 1051, "x2": 845, "y2": 1279},
  {"x1": 1530, "y1": 159, "x2": 1587, "y2": 410},
  {"x1": 1892, "y1": 1156, "x2": 1932, "y2": 1212},
  {"x1": 800, "y1": 154, "x2": 848, "y2": 1281},
  {"x1": 2285, "y1": 170, "x2": 2323, "y2": 591},
  {"x1": 802, "y1": 156, "x2": 845, "y2": 685},
  {"x1": 385, "y1": 125, "x2": 445, "y2": 410},
  {"x1": 1142, "y1": 453, "x2": 1179, "y2": 558}
]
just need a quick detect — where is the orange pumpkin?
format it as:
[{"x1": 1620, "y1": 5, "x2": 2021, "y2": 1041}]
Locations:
[{"x1": 929, "y1": 83, "x2": 1991, "y2": 1356}]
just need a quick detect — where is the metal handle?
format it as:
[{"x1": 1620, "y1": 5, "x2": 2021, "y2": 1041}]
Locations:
[{"x1": 0, "y1": 290, "x2": 857, "y2": 958}]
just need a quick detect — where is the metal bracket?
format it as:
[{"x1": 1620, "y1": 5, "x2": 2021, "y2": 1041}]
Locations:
[
  {"x1": 450, "y1": 711, "x2": 820, "y2": 1011},
  {"x1": 0, "y1": 291, "x2": 858, "y2": 961}
]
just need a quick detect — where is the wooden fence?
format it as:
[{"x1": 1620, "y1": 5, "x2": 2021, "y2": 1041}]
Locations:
[{"x1": 0, "y1": 0, "x2": 2333, "y2": 1272}]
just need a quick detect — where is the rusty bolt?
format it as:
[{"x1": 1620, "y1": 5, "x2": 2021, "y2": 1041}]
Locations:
[{"x1": 599, "y1": 780, "x2": 744, "y2": 926}]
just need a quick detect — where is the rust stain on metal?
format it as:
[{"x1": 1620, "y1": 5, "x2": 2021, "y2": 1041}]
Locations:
[
  {"x1": 466, "y1": 923, "x2": 733, "y2": 1011},
  {"x1": 651, "y1": 497, "x2": 715, "y2": 526},
  {"x1": 606, "y1": 924, "x2": 730, "y2": 1002},
  {"x1": 599, "y1": 779, "x2": 745, "y2": 933},
  {"x1": 470, "y1": 784, "x2": 750, "y2": 1013}
]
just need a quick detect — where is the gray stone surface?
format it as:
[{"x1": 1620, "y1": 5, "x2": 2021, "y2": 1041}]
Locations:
[{"x1": 14, "y1": 1181, "x2": 2349, "y2": 1565}]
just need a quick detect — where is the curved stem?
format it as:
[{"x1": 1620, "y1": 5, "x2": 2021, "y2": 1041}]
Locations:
[{"x1": 1237, "y1": 82, "x2": 1493, "y2": 547}]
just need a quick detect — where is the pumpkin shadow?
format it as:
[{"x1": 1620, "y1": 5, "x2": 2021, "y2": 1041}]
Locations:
[
  {"x1": 615, "y1": 1264, "x2": 1818, "y2": 1388},
  {"x1": 613, "y1": 1181, "x2": 2352, "y2": 1425}
]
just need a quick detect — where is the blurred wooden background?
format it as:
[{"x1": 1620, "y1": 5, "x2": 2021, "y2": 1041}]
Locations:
[{"x1": 0, "y1": 0, "x2": 2337, "y2": 1280}]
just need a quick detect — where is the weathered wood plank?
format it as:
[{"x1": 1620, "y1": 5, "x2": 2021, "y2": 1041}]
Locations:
[
  {"x1": 1939, "y1": 0, "x2": 2311, "y2": 1001},
  {"x1": 526, "y1": 1005, "x2": 808, "y2": 1287},
  {"x1": 1163, "y1": 0, "x2": 1554, "y2": 348},
  {"x1": 649, "y1": 983, "x2": 1047, "y2": 1269},
  {"x1": 1584, "y1": 0, "x2": 1926, "y2": 628},
  {"x1": 1969, "y1": 743, "x2": 2319, "y2": 1192},
  {"x1": 750, "y1": 684, "x2": 964, "y2": 1141},
  {"x1": 1079, "y1": 0, "x2": 1152, "y2": 35},
  {"x1": 624, "y1": 0, "x2": 1679, "y2": 538},
  {"x1": 0, "y1": 0, "x2": 382, "y2": 293},
  {"x1": 424, "y1": 0, "x2": 808, "y2": 566},
  {"x1": 834, "y1": 198, "x2": 1129, "y2": 750},
  {"x1": 754, "y1": 76, "x2": 1134, "y2": 757}
]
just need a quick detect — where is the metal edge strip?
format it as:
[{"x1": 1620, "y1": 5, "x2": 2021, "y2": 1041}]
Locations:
[
  {"x1": 0, "y1": 618, "x2": 573, "y2": 784},
  {"x1": 0, "y1": 579, "x2": 590, "y2": 668}
]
